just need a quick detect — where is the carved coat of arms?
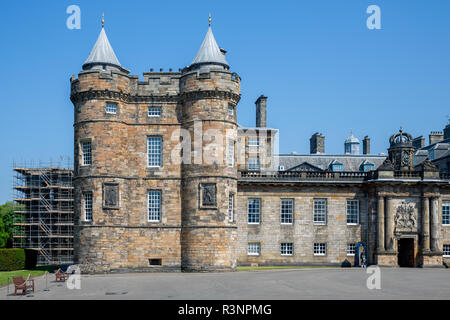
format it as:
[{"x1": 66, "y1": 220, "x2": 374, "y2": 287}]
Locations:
[{"x1": 394, "y1": 202, "x2": 417, "y2": 233}]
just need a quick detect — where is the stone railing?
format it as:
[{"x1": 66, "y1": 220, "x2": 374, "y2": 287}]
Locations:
[
  {"x1": 239, "y1": 171, "x2": 369, "y2": 181},
  {"x1": 239, "y1": 170, "x2": 450, "y2": 182},
  {"x1": 440, "y1": 172, "x2": 450, "y2": 180}
]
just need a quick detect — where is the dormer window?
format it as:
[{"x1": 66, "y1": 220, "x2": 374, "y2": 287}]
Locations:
[
  {"x1": 331, "y1": 163, "x2": 343, "y2": 172},
  {"x1": 428, "y1": 149, "x2": 435, "y2": 160},
  {"x1": 362, "y1": 163, "x2": 375, "y2": 172}
]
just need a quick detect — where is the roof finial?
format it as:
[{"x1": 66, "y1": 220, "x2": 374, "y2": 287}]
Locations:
[
  {"x1": 208, "y1": 13, "x2": 212, "y2": 26},
  {"x1": 102, "y1": 13, "x2": 105, "y2": 28}
]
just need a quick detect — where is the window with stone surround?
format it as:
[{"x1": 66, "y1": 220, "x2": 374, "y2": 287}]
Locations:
[
  {"x1": 347, "y1": 243, "x2": 356, "y2": 256},
  {"x1": 248, "y1": 242, "x2": 261, "y2": 256},
  {"x1": 314, "y1": 243, "x2": 326, "y2": 256},
  {"x1": 248, "y1": 137, "x2": 260, "y2": 147},
  {"x1": 228, "y1": 104, "x2": 234, "y2": 116},
  {"x1": 443, "y1": 201, "x2": 450, "y2": 225},
  {"x1": 83, "y1": 192, "x2": 93, "y2": 222},
  {"x1": 147, "y1": 136, "x2": 162, "y2": 167},
  {"x1": 148, "y1": 190, "x2": 161, "y2": 222},
  {"x1": 148, "y1": 107, "x2": 161, "y2": 117},
  {"x1": 346, "y1": 200, "x2": 359, "y2": 225},
  {"x1": 248, "y1": 199, "x2": 261, "y2": 224},
  {"x1": 281, "y1": 243, "x2": 293, "y2": 256},
  {"x1": 105, "y1": 103, "x2": 117, "y2": 114},
  {"x1": 443, "y1": 244, "x2": 450, "y2": 257},
  {"x1": 281, "y1": 199, "x2": 294, "y2": 224},
  {"x1": 81, "y1": 141, "x2": 92, "y2": 166},
  {"x1": 227, "y1": 140, "x2": 235, "y2": 168},
  {"x1": 313, "y1": 199, "x2": 327, "y2": 224},
  {"x1": 248, "y1": 157, "x2": 260, "y2": 171},
  {"x1": 228, "y1": 194, "x2": 234, "y2": 222}
]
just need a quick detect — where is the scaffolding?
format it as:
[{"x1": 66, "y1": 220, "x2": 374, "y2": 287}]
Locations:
[{"x1": 12, "y1": 160, "x2": 74, "y2": 265}]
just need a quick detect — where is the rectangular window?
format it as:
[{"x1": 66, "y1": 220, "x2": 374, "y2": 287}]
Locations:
[
  {"x1": 314, "y1": 243, "x2": 326, "y2": 256},
  {"x1": 105, "y1": 103, "x2": 117, "y2": 114},
  {"x1": 332, "y1": 164, "x2": 343, "y2": 172},
  {"x1": 228, "y1": 105, "x2": 234, "y2": 116},
  {"x1": 228, "y1": 194, "x2": 234, "y2": 222},
  {"x1": 148, "y1": 107, "x2": 161, "y2": 117},
  {"x1": 148, "y1": 191, "x2": 161, "y2": 222},
  {"x1": 313, "y1": 199, "x2": 327, "y2": 224},
  {"x1": 248, "y1": 199, "x2": 261, "y2": 224},
  {"x1": 347, "y1": 243, "x2": 356, "y2": 256},
  {"x1": 281, "y1": 199, "x2": 294, "y2": 224},
  {"x1": 281, "y1": 243, "x2": 293, "y2": 256},
  {"x1": 248, "y1": 157, "x2": 260, "y2": 171},
  {"x1": 347, "y1": 200, "x2": 359, "y2": 224},
  {"x1": 248, "y1": 137, "x2": 260, "y2": 147},
  {"x1": 443, "y1": 244, "x2": 450, "y2": 257},
  {"x1": 81, "y1": 141, "x2": 92, "y2": 166},
  {"x1": 227, "y1": 140, "x2": 234, "y2": 168},
  {"x1": 83, "y1": 192, "x2": 93, "y2": 222},
  {"x1": 443, "y1": 201, "x2": 450, "y2": 226},
  {"x1": 148, "y1": 137, "x2": 162, "y2": 167},
  {"x1": 248, "y1": 243, "x2": 261, "y2": 256}
]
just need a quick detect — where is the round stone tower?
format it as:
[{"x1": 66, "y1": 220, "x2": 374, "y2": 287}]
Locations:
[{"x1": 180, "y1": 21, "x2": 241, "y2": 271}]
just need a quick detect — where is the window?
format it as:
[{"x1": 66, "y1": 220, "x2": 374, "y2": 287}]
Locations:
[
  {"x1": 248, "y1": 243, "x2": 260, "y2": 256},
  {"x1": 428, "y1": 149, "x2": 435, "y2": 161},
  {"x1": 248, "y1": 137, "x2": 260, "y2": 147},
  {"x1": 347, "y1": 200, "x2": 359, "y2": 224},
  {"x1": 228, "y1": 194, "x2": 234, "y2": 222},
  {"x1": 148, "y1": 191, "x2": 161, "y2": 222},
  {"x1": 313, "y1": 199, "x2": 327, "y2": 224},
  {"x1": 331, "y1": 163, "x2": 343, "y2": 172},
  {"x1": 314, "y1": 243, "x2": 326, "y2": 256},
  {"x1": 248, "y1": 199, "x2": 261, "y2": 224},
  {"x1": 228, "y1": 105, "x2": 234, "y2": 116},
  {"x1": 148, "y1": 137, "x2": 162, "y2": 167},
  {"x1": 227, "y1": 140, "x2": 234, "y2": 168},
  {"x1": 248, "y1": 157, "x2": 260, "y2": 171},
  {"x1": 281, "y1": 243, "x2": 293, "y2": 256},
  {"x1": 105, "y1": 103, "x2": 117, "y2": 114},
  {"x1": 347, "y1": 243, "x2": 356, "y2": 256},
  {"x1": 81, "y1": 141, "x2": 92, "y2": 166},
  {"x1": 278, "y1": 165, "x2": 285, "y2": 171},
  {"x1": 363, "y1": 164, "x2": 375, "y2": 172},
  {"x1": 281, "y1": 199, "x2": 294, "y2": 224},
  {"x1": 443, "y1": 201, "x2": 450, "y2": 226},
  {"x1": 83, "y1": 192, "x2": 93, "y2": 222},
  {"x1": 443, "y1": 244, "x2": 450, "y2": 257},
  {"x1": 148, "y1": 107, "x2": 161, "y2": 117}
]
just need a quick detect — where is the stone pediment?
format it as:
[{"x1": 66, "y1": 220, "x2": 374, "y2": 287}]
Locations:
[{"x1": 290, "y1": 162, "x2": 323, "y2": 172}]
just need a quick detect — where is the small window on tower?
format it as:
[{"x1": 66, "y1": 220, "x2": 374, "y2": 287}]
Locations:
[
  {"x1": 148, "y1": 107, "x2": 162, "y2": 117},
  {"x1": 228, "y1": 105, "x2": 234, "y2": 116},
  {"x1": 105, "y1": 103, "x2": 117, "y2": 114}
]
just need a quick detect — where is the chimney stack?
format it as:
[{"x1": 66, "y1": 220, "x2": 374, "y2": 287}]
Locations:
[
  {"x1": 310, "y1": 133, "x2": 325, "y2": 154},
  {"x1": 363, "y1": 136, "x2": 371, "y2": 155},
  {"x1": 412, "y1": 136, "x2": 425, "y2": 150},
  {"x1": 444, "y1": 123, "x2": 450, "y2": 140},
  {"x1": 429, "y1": 132, "x2": 444, "y2": 145},
  {"x1": 255, "y1": 95, "x2": 267, "y2": 128}
]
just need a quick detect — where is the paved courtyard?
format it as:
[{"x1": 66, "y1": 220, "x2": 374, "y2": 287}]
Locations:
[{"x1": 1, "y1": 268, "x2": 449, "y2": 300}]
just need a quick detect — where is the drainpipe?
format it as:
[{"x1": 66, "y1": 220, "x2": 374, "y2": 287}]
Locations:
[{"x1": 365, "y1": 191, "x2": 370, "y2": 265}]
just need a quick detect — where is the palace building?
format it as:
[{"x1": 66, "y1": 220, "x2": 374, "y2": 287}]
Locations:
[{"x1": 70, "y1": 19, "x2": 450, "y2": 273}]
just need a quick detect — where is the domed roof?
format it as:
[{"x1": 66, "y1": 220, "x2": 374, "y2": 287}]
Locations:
[
  {"x1": 345, "y1": 131, "x2": 360, "y2": 144},
  {"x1": 389, "y1": 128, "x2": 413, "y2": 147}
]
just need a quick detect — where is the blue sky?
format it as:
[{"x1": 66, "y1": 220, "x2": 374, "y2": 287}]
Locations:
[{"x1": 0, "y1": 0, "x2": 449, "y2": 203}]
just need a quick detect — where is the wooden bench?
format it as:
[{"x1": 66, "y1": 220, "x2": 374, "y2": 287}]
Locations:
[
  {"x1": 55, "y1": 269, "x2": 69, "y2": 282},
  {"x1": 13, "y1": 275, "x2": 35, "y2": 296}
]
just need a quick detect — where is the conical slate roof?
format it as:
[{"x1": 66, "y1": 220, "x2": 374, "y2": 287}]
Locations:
[
  {"x1": 191, "y1": 26, "x2": 228, "y2": 67},
  {"x1": 83, "y1": 27, "x2": 121, "y2": 69}
]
